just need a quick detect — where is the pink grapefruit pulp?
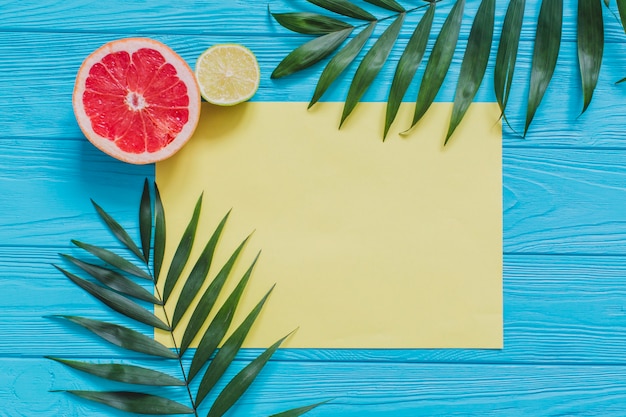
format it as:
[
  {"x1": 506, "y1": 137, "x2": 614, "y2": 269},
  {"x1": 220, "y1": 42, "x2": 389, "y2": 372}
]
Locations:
[{"x1": 73, "y1": 38, "x2": 201, "y2": 164}]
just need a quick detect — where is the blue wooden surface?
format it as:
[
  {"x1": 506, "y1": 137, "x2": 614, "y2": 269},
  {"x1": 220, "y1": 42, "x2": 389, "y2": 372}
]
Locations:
[{"x1": 3, "y1": 0, "x2": 626, "y2": 415}]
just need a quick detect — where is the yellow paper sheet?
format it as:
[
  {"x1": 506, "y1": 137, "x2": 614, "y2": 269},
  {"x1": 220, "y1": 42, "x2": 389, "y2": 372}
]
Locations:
[{"x1": 156, "y1": 102, "x2": 502, "y2": 348}]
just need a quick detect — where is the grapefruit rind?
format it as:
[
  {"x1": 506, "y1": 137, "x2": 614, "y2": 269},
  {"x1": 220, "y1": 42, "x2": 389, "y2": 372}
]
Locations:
[
  {"x1": 73, "y1": 38, "x2": 201, "y2": 165},
  {"x1": 195, "y1": 44, "x2": 260, "y2": 106}
]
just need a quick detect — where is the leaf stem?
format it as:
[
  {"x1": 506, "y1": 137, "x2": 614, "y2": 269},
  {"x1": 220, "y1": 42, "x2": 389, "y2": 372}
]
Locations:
[
  {"x1": 353, "y1": 3, "x2": 433, "y2": 30},
  {"x1": 152, "y1": 269, "x2": 199, "y2": 417}
]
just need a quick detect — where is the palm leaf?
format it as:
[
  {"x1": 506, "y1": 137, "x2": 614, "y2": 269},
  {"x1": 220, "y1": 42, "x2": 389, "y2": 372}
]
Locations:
[
  {"x1": 617, "y1": 0, "x2": 626, "y2": 31},
  {"x1": 340, "y1": 12, "x2": 405, "y2": 127},
  {"x1": 61, "y1": 254, "x2": 160, "y2": 304},
  {"x1": 206, "y1": 332, "x2": 294, "y2": 417},
  {"x1": 364, "y1": 0, "x2": 404, "y2": 13},
  {"x1": 139, "y1": 179, "x2": 152, "y2": 264},
  {"x1": 187, "y1": 254, "x2": 260, "y2": 381},
  {"x1": 269, "y1": 401, "x2": 331, "y2": 417},
  {"x1": 307, "y1": 0, "x2": 376, "y2": 21},
  {"x1": 407, "y1": 0, "x2": 466, "y2": 131},
  {"x1": 272, "y1": 28, "x2": 354, "y2": 79},
  {"x1": 525, "y1": 0, "x2": 563, "y2": 135},
  {"x1": 494, "y1": 0, "x2": 525, "y2": 121},
  {"x1": 63, "y1": 391, "x2": 194, "y2": 415},
  {"x1": 153, "y1": 183, "x2": 166, "y2": 282},
  {"x1": 56, "y1": 316, "x2": 177, "y2": 358},
  {"x1": 92, "y1": 199, "x2": 145, "y2": 262},
  {"x1": 195, "y1": 287, "x2": 274, "y2": 406},
  {"x1": 309, "y1": 22, "x2": 376, "y2": 108},
  {"x1": 171, "y1": 210, "x2": 231, "y2": 329},
  {"x1": 445, "y1": 0, "x2": 495, "y2": 144},
  {"x1": 48, "y1": 358, "x2": 185, "y2": 386},
  {"x1": 577, "y1": 0, "x2": 604, "y2": 113},
  {"x1": 272, "y1": 12, "x2": 354, "y2": 34},
  {"x1": 162, "y1": 194, "x2": 202, "y2": 303},
  {"x1": 384, "y1": 3, "x2": 435, "y2": 138},
  {"x1": 72, "y1": 240, "x2": 151, "y2": 280},
  {"x1": 55, "y1": 265, "x2": 169, "y2": 330},
  {"x1": 179, "y1": 235, "x2": 251, "y2": 355}
]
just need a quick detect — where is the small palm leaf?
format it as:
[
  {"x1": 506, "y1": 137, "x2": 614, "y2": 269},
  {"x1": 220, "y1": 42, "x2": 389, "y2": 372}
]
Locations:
[
  {"x1": 153, "y1": 183, "x2": 166, "y2": 282},
  {"x1": 446, "y1": 0, "x2": 495, "y2": 144},
  {"x1": 171, "y1": 210, "x2": 230, "y2": 329},
  {"x1": 577, "y1": 0, "x2": 604, "y2": 113},
  {"x1": 72, "y1": 240, "x2": 151, "y2": 280},
  {"x1": 61, "y1": 254, "x2": 160, "y2": 304},
  {"x1": 269, "y1": 401, "x2": 331, "y2": 417},
  {"x1": 340, "y1": 12, "x2": 405, "y2": 127},
  {"x1": 617, "y1": 0, "x2": 626, "y2": 31},
  {"x1": 195, "y1": 286, "x2": 275, "y2": 406},
  {"x1": 62, "y1": 391, "x2": 194, "y2": 415},
  {"x1": 407, "y1": 0, "x2": 466, "y2": 132},
  {"x1": 179, "y1": 235, "x2": 251, "y2": 355},
  {"x1": 307, "y1": 0, "x2": 376, "y2": 21},
  {"x1": 494, "y1": 0, "x2": 525, "y2": 121},
  {"x1": 56, "y1": 316, "x2": 177, "y2": 358},
  {"x1": 364, "y1": 0, "x2": 404, "y2": 13},
  {"x1": 525, "y1": 0, "x2": 563, "y2": 135},
  {"x1": 206, "y1": 332, "x2": 294, "y2": 417},
  {"x1": 384, "y1": 3, "x2": 435, "y2": 138},
  {"x1": 47, "y1": 358, "x2": 185, "y2": 386},
  {"x1": 55, "y1": 265, "x2": 170, "y2": 330},
  {"x1": 272, "y1": 12, "x2": 353, "y2": 34},
  {"x1": 188, "y1": 254, "x2": 260, "y2": 381},
  {"x1": 309, "y1": 22, "x2": 376, "y2": 108},
  {"x1": 272, "y1": 28, "x2": 354, "y2": 79},
  {"x1": 162, "y1": 194, "x2": 202, "y2": 303},
  {"x1": 92, "y1": 200, "x2": 145, "y2": 263},
  {"x1": 139, "y1": 179, "x2": 152, "y2": 264}
]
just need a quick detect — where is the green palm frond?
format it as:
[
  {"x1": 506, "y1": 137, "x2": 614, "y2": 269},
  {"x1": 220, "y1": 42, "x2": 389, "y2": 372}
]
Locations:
[
  {"x1": 48, "y1": 179, "x2": 325, "y2": 416},
  {"x1": 271, "y1": 0, "x2": 613, "y2": 141}
]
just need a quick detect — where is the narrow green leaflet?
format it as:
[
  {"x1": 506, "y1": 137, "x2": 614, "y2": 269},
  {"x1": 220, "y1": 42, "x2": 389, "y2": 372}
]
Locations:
[
  {"x1": 384, "y1": 3, "x2": 435, "y2": 138},
  {"x1": 139, "y1": 179, "x2": 152, "y2": 264},
  {"x1": 577, "y1": 0, "x2": 604, "y2": 113},
  {"x1": 605, "y1": 0, "x2": 610, "y2": 7},
  {"x1": 307, "y1": 0, "x2": 376, "y2": 21},
  {"x1": 340, "y1": 13, "x2": 405, "y2": 127},
  {"x1": 188, "y1": 254, "x2": 260, "y2": 381},
  {"x1": 272, "y1": 12, "x2": 353, "y2": 34},
  {"x1": 162, "y1": 194, "x2": 202, "y2": 303},
  {"x1": 446, "y1": 0, "x2": 495, "y2": 144},
  {"x1": 57, "y1": 316, "x2": 177, "y2": 359},
  {"x1": 196, "y1": 287, "x2": 274, "y2": 406},
  {"x1": 171, "y1": 210, "x2": 231, "y2": 329},
  {"x1": 206, "y1": 332, "x2": 293, "y2": 417},
  {"x1": 72, "y1": 240, "x2": 151, "y2": 280},
  {"x1": 269, "y1": 401, "x2": 331, "y2": 417},
  {"x1": 525, "y1": 0, "x2": 563, "y2": 135},
  {"x1": 494, "y1": 0, "x2": 525, "y2": 119},
  {"x1": 153, "y1": 183, "x2": 166, "y2": 282},
  {"x1": 91, "y1": 200, "x2": 145, "y2": 262},
  {"x1": 408, "y1": 0, "x2": 466, "y2": 131},
  {"x1": 48, "y1": 358, "x2": 185, "y2": 386},
  {"x1": 309, "y1": 22, "x2": 376, "y2": 108},
  {"x1": 55, "y1": 266, "x2": 169, "y2": 331},
  {"x1": 179, "y1": 236, "x2": 251, "y2": 355},
  {"x1": 63, "y1": 391, "x2": 194, "y2": 415},
  {"x1": 272, "y1": 28, "x2": 354, "y2": 79},
  {"x1": 61, "y1": 254, "x2": 160, "y2": 304},
  {"x1": 617, "y1": 0, "x2": 626, "y2": 32},
  {"x1": 364, "y1": 0, "x2": 404, "y2": 13}
]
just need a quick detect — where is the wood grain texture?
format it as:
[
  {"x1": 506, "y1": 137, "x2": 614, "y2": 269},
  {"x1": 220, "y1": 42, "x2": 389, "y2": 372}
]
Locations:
[{"x1": 4, "y1": 0, "x2": 626, "y2": 415}]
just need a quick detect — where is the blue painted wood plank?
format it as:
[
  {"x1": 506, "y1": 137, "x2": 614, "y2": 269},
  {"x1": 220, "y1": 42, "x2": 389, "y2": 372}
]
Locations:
[
  {"x1": 7, "y1": 357, "x2": 626, "y2": 416},
  {"x1": 4, "y1": 246, "x2": 626, "y2": 365}
]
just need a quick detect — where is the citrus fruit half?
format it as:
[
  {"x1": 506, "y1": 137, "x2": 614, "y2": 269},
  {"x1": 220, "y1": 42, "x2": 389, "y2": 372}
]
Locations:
[
  {"x1": 73, "y1": 38, "x2": 201, "y2": 164},
  {"x1": 195, "y1": 44, "x2": 260, "y2": 106}
]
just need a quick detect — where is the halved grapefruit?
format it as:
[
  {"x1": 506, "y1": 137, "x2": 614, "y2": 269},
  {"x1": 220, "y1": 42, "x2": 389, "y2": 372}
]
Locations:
[{"x1": 73, "y1": 38, "x2": 201, "y2": 164}]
